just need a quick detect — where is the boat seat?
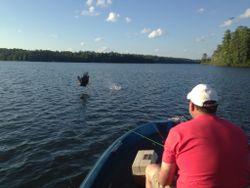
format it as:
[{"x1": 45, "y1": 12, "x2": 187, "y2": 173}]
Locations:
[
  {"x1": 131, "y1": 150, "x2": 158, "y2": 186},
  {"x1": 132, "y1": 150, "x2": 158, "y2": 176}
]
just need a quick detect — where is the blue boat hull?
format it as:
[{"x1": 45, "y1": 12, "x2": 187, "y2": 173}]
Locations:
[{"x1": 80, "y1": 121, "x2": 174, "y2": 188}]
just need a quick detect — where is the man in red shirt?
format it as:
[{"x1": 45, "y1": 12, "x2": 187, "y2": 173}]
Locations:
[{"x1": 145, "y1": 84, "x2": 250, "y2": 188}]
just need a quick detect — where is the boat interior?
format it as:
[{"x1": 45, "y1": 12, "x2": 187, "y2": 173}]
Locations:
[{"x1": 82, "y1": 122, "x2": 172, "y2": 188}]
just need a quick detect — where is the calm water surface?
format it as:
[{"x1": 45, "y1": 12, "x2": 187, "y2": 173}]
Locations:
[{"x1": 0, "y1": 61, "x2": 249, "y2": 188}]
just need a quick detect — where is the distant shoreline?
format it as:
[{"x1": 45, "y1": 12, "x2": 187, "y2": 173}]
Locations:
[{"x1": 0, "y1": 48, "x2": 199, "y2": 64}]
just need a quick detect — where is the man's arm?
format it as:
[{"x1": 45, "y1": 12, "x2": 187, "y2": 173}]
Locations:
[{"x1": 158, "y1": 161, "x2": 176, "y2": 186}]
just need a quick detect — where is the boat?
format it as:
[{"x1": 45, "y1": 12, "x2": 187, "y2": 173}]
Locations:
[{"x1": 80, "y1": 119, "x2": 182, "y2": 188}]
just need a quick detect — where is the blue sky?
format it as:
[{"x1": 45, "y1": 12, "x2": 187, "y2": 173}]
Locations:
[{"x1": 0, "y1": 0, "x2": 249, "y2": 59}]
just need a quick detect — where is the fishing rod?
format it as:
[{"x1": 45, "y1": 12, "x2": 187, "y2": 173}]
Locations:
[
  {"x1": 131, "y1": 130, "x2": 164, "y2": 148},
  {"x1": 123, "y1": 125, "x2": 165, "y2": 148},
  {"x1": 128, "y1": 116, "x2": 188, "y2": 148},
  {"x1": 152, "y1": 124, "x2": 165, "y2": 144}
]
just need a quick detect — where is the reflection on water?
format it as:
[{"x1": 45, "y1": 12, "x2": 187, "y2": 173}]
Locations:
[
  {"x1": 0, "y1": 62, "x2": 249, "y2": 188},
  {"x1": 80, "y1": 93, "x2": 90, "y2": 101}
]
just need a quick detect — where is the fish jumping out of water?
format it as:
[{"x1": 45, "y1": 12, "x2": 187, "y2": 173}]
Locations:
[{"x1": 77, "y1": 72, "x2": 89, "y2": 87}]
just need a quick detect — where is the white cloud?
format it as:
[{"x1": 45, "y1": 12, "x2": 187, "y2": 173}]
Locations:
[
  {"x1": 86, "y1": 0, "x2": 112, "y2": 7},
  {"x1": 220, "y1": 19, "x2": 233, "y2": 27},
  {"x1": 80, "y1": 42, "x2": 85, "y2": 46},
  {"x1": 106, "y1": 12, "x2": 120, "y2": 22},
  {"x1": 97, "y1": 0, "x2": 112, "y2": 7},
  {"x1": 239, "y1": 8, "x2": 250, "y2": 19},
  {"x1": 94, "y1": 37, "x2": 102, "y2": 42},
  {"x1": 86, "y1": 0, "x2": 94, "y2": 6},
  {"x1": 81, "y1": 6, "x2": 100, "y2": 16},
  {"x1": 125, "y1": 17, "x2": 131, "y2": 23},
  {"x1": 197, "y1": 8, "x2": 205, "y2": 13},
  {"x1": 89, "y1": 6, "x2": 95, "y2": 13},
  {"x1": 141, "y1": 28, "x2": 151, "y2": 34},
  {"x1": 220, "y1": 8, "x2": 250, "y2": 27},
  {"x1": 148, "y1": 28, "x2": 163, "y2": 39},
  {"x1": 84, "y1": 0, "x2": 112, "y2": 17}
]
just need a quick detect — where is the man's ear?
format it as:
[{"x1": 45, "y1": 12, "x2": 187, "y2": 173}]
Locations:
[{"x1": 190, "y1": 102, "x2": 195, "y2": 112}]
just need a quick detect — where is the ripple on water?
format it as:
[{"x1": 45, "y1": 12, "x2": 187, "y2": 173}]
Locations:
[{"x1": 0, "y1": 62, "x2": 249, "y2": 188}]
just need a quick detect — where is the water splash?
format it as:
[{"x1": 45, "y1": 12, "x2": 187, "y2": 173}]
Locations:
[
  {"x1": 109, "y1": 83, "x2": 122, "y2": 91},
  {"x1": 168, "y1": 116, "x2": 188, "y2": 123}
]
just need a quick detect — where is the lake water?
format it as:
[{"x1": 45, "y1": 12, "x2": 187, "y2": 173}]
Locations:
[{"x1": 0, "y1": 61, "x2": 250, "y2": 188}]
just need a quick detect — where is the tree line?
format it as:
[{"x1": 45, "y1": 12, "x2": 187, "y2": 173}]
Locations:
[
  {"x1": 201, "y1": 26, "x2": 250, "y2": 67},
  {"x1": 0, "y1": 48, "x2": 198, "y2": 64}
]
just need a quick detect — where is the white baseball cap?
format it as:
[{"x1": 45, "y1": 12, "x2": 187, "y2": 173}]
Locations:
[{"x1": 187, "y1": 84, "x2": 218, "y2": 107}]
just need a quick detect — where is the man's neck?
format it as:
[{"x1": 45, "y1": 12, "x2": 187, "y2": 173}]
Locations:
[{"x1": 192, "y1": 111, "x2": 207, "y2": 119}]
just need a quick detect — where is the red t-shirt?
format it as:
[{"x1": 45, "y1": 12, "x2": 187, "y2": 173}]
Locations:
[{"x1": 162, "y1": 114, "x2": 249, "y2": 188}]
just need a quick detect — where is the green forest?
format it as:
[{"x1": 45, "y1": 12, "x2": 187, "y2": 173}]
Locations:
[
  {"x1": 2, "y1": 26, "x2": 249, "y2": 66},
  {"x1": 201, "y1": 26, "x2": 250, "y2": 67},
  {"x1": 0, "y1": 48, "x2": 197, "y2": 64}
]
